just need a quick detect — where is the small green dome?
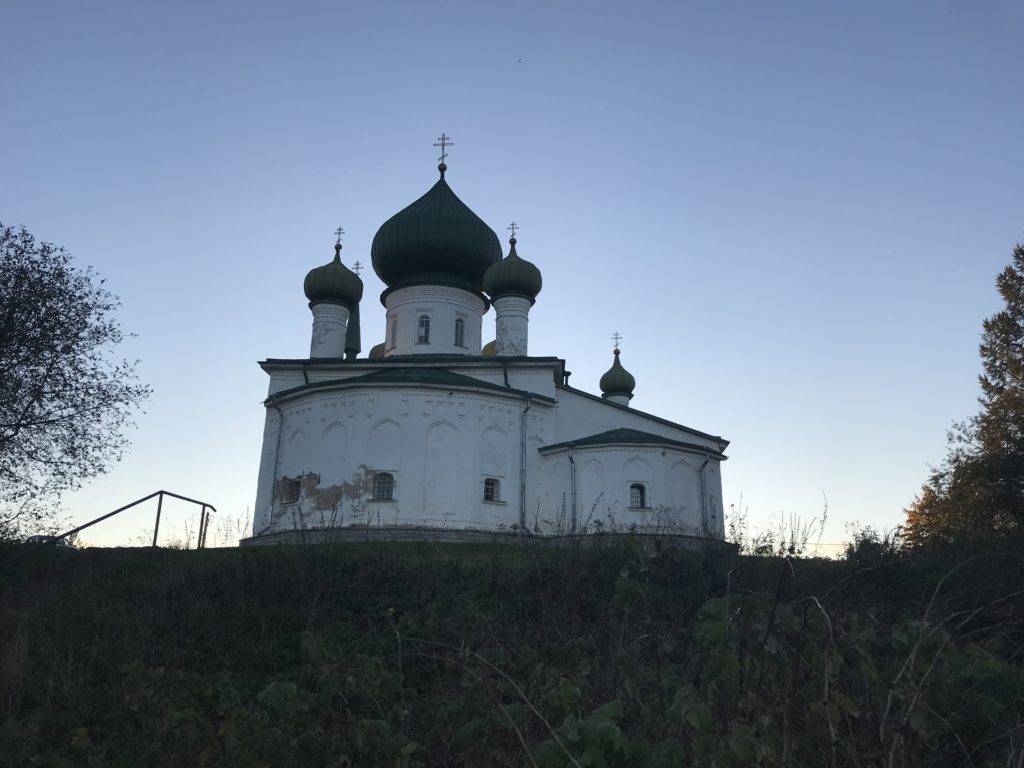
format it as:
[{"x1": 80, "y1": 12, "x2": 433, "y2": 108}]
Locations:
[
  {"x1": 369, "y1": 342, "x2": 386, "y2": 359},
  {"x1": 304, "y1": 244, "x2": 363, "y2": 308},
  {"x1": 371, "y1": 166, "x2": 502, "y2": 295},
  {"x1": 599, "y1": 349, "x2": 636, "y2": 398},
  {"x1": 483, "y1": 237, "x2": 542, "y2": 303},
  {"x1": 481, "y1": 339, "x2": 497, "y2": 357}
]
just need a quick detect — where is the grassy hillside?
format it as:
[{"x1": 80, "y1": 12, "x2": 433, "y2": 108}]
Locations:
[{"x1": 1, "y1": 538, "x2": 1022, "y2": 767}]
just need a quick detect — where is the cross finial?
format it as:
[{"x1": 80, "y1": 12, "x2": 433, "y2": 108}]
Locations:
[
  {"x1": 611, "y1": 331, "x2": 622, "y2": 350},
  {"x1": 507, "y1": 221, "x2": 519, "y2": 240},
  {"x1": 434, "y1": 133, "x2": 453, "y2": 164},
  {"x1": 334, "y1": 226, "x2": 345, "y2": 245},
  {"x1": 352, "y1": 260, "x2": 362, "y2": 276}
]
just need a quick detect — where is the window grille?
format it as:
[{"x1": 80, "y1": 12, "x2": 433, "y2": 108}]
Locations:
[
  {"x1": 279, "y1": 477, "x2": 301, "y2": 505},
  {"x1": 454, "y1": 317, "x2": 465, "y2": 347},
  {"x1": 483, "y1": 478, "x2": 501, "y2": 502},
  {"x1": 629, "y1": 483, "x2": 646, "y2": 509},
  {"x1": 416, "y1": 315, "x2": 430, "y2": 344},
  {"x1": 373, "y1": 472, "x2": 395, "y2": 501},
  {"x1": 389, "y1": 320, "x2": 398, "y2": 350}
]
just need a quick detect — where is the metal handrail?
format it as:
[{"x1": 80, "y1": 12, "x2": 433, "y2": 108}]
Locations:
[{"x1": 1, "y1": 490, "x2": 217, "y2": 567}]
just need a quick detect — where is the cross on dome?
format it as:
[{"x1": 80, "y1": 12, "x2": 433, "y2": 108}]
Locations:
[
  {"x1": 334, "y1": 227, "x2": 345, "y2": 245},
  {"x1": 611, "y1": 331, "x2": 622, "y2": 350},
  {"x1": 434, "y1": 133, "x2": 453, "y2": 164},
  {"x1": 352, "y1": 260, "x2": 362, "y2": 275},
  {"x1": 507, "y1": 221, "x2": 519, "y2": 240}
]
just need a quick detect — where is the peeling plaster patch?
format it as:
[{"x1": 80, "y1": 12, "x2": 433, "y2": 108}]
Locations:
[{"x1": 276, "y1": 466, "x2": 376, "y2": 516}]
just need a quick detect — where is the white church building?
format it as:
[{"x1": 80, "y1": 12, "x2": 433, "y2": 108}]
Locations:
[{"x1": 248, "y1": 149, "x2": 728, "y2": 543}]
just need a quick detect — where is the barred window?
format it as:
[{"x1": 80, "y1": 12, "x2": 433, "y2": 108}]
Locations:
[
  {"x1": 629, "y1": 483, "x2": 646, "y2": 509},
  {"x1": 279, "y1": 477, "x2": 301, "y2": 505},
  {"x1": 389, "y1": 320, "x2": 398, "y2": 350},
  {"x1": 454, "y1": 317, "x2": 465, "y2": 347},
  {"x1": 373, "y1": 472, "x2": 395, "y2": 501},
  {"x1": 416, "y1": 315, "x2": 430, "y2": 344},
  {"x1": 483, "y1": 478, "x2": 501, "y2": 502}
]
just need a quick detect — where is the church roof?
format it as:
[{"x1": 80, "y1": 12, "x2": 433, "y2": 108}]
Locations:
[
  {"x1": 265, "y1": 366, "x2": 555, "y2": 405},
  {"x1": 483, "y1": 237, "x2": 542, "y2": 302},
  {"x1": 303, "y1": 244, "x2": 363, "y2": 308},
  {"x1": 599, "y1": 349, "x2": 635, "y2": 398},
  {"x1": 539, "y1": 428, "x2": 728, "y2": 458},
  {"x1": 555, "y1": 384, "x2": 729, "y2": 448},
  {"x1": 371, "y1": 165, "x2": 502, "y2": 297}
]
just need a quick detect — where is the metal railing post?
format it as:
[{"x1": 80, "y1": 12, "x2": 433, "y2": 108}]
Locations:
[{"x1": 151, "y1": 492, "x2": 164, "y2": 548}]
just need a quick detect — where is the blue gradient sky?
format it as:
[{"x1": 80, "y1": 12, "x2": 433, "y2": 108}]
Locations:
[{"x1": 3, "y1": 1, "x2": 1022, "y2": 547}]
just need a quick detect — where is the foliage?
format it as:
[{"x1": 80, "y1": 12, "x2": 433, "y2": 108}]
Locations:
[
  {"x1": 843, "y1": 523, "x2": 906, "y2": 565},
  {"x1": 907, "y1": 244, "x2": 1024, "y2": 543},
  {"x1": 0, "y1": 224, "x2": 149, "y2": 537},
  {"x1": 1, "y1": 538, "x2": 1022, "y2": 766},
  {"x1": 727, "y1": 493, "x2": 828, "y2": 557}
]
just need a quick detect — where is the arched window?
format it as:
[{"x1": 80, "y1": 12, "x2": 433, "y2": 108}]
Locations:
[
  {"x1": 416, "y1": 315, "x2": 430, "y2": 344},
  {"x1": 372, "y1": 472, "x2": 395, "y2": 501},
  {"x1": 483, "y1": 477, "x2": 501, "y2": 502},
  {"x1": 389, "y1": 320, "x2": 398, "y2": 350},
  {"x1": 629, "y1": 483, "x2": 646, "y2": 509},
  {"x1": 454, "y1": 317, "x2": 465, "y2": 347}
]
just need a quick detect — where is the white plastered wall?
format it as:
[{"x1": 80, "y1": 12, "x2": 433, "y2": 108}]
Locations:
[
  {"x1": 383, "y1": 285, "x2": 486, "y2": 356},
  {"x1": 253, "y1": 384, "x2": 555, "y2": 533}
]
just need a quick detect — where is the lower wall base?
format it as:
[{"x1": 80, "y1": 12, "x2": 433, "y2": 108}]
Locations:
[{"x1": 239, "y1": 525, "x2": 736, "y2": 551}]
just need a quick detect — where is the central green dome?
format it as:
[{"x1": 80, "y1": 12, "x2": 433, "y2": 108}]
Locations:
[{"x1": 371, "y1": 166, "x2": 502, "y2": 296}]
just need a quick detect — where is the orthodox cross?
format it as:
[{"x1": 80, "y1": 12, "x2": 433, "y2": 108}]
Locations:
[
  {"x1": 334, "y1": 227, "x2": 345, "y2": 244},
  {"x1": 434, "y1": 133, "x2": 453, "y2": 163},
  {"x1": 352, "y1": 260, "x2": 362, "y2": 275},
  {"x1": 507, "y1": 221, "x2": 519, "y2": 239},
  {"x1": 611, "y1": 331, "x2": 622, "y2": 350}
]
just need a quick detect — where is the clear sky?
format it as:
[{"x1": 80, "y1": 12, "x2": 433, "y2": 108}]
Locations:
[{"x1": 3, "y1": 1, "x2": 1022, "y2": 549}]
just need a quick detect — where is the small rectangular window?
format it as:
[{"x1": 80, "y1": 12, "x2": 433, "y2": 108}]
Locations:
[
  {"x1": 373, "y1": 472, "x2": 395, "y2": 501},
  {"x1": 279, "y1": 477, "x2": 301, "y2": 505},
  {"x1": 483, "y1": 477, "x2": 501, "y2": 502},
  {"x1": 454, "y1": 317, "x2": 466, "y2": 347},
  {"x1": 629, "y1": 483, "x2": 647, "y2": 509}
]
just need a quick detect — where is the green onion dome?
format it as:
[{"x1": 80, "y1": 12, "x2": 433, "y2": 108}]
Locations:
[
  {"x1": 371, "y1": 164, "x2": 502, "y2": 296},
  {"x1": 369, "y1": 342, "x2": 386, "y2": 359},
  {"x1": 599, "y1": 349, "x2": 636, "y2": 398},
  {"x1": 483, "y1": 237, "x2": 542, "y2": 303},
  {"x1": 304, "y1": 244, "x2": 363, "y2": 309}
]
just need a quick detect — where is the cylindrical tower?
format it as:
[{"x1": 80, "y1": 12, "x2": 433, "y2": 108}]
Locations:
[
  {"x1": 303, "y1": 243, "x2": 363, "y2": 358},
  {"x1": 483, "y1": 235, "x2": 542, "y2": 356}
]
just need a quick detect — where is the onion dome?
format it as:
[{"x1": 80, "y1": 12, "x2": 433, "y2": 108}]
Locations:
[
  {"x1": 304, "y1": 244, "x2": 363, "y2": 309},
  {"x1": 600, "y1": 349, "x2": 636, "y2": 399},
  {"x1": 369, "y1": 342, "x2": 386, "y2": 359},
  {"x1": 371, "y1": 164, "x2": 502, "y2": 296},
  {"x1": 481, "y1": 339, "x2": 497, "y2": 357},
  {"x1": 483, "y1": 237, "x2": 543, "y2": 303}
]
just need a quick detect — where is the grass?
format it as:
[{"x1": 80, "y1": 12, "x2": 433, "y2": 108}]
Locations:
[{"x1": 1, "y1": 537, "x2": 1022, "y2": 766}]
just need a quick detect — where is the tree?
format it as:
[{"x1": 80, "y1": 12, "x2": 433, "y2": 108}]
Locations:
[
  {"x1": 0, "y1": 223, "x2": 150, "y2": 537},
  {"x1": 906, "y1": 244, "x2": 1024, "y2": 543}
]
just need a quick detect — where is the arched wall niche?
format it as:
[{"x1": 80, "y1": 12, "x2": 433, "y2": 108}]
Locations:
[
  {"x1": 481, "y1": 425, "x2": 509, "y2": 477},
  {"x1": 368, "y1": 419, "x2": 401, "y2": 469},
  {"x1": 425, "y1": 420, "x2": 460, "y2": 520},
  {"x1": 318, "y1": 421, "x2": 348, "y2": 478},
  {"x1": 580, "y1": 458, "x2": 604, "y2": 520}
]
